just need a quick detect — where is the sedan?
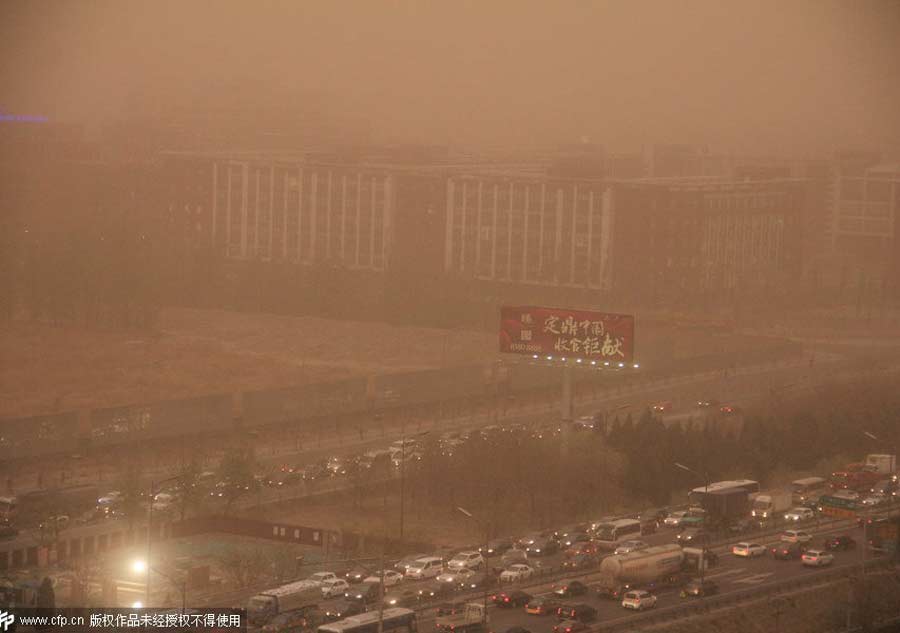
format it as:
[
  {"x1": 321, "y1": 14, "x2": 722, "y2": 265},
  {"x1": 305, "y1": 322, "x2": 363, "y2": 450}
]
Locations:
[
  {"x1": 771, "y1": 543, "x2": 805, "y2": 560},
  {"x1": 383, "y1": 590, "x2": 418, "y2": 609},
  {"x1": 861, "y1": 494, "x2": 889, "y2": 507},
  {"x1": 415, "y1": 581, "x2": 456, "y2": 601},
  {"x1": 552, "y1": 580, "x2": 588, "y2": 598},
  {"x1": 552, "y1": 620, "x2": 586, "y2": 633},
  {"x1": 784, "y1": 507, "x2": 815, "y2": 522},
  {"x1": 681, "y1": 579, "x2": 718, "y2": 597},
  {"x1": 321, "y1": 579, "x2": 350, "y2": 599},
  {"x1": 436, "y1": 568, "x2": 475, "y2": 584},
  {"x1": 499, "y1": 564, "x2": 534, "y2": 583},
  {"x1": 323, "y1": 600, "x2": 365, "y2": 621},
  {"x1": 801, "y1": 549, "x2": 834, "y2": 567},
  {"x1": 652, "y1": 401, "x2": 673, "y2": 413},
  {"x1": 614, "y1": 540, "x2": 649, "y2": 555},
  {"x1": 823, "y1": 535, "x2": 856, "y2": 551},
  {"x1": 344, "y1": 569, "x2": 368, "y2": 584},
  {"x1": 492, "y1": 590, "x2": 532, "y2": 608},
  {"x1": 561, "y1": 555, "x2": 595, "y2": 571},
  {"x1": 731, "y1": 542, "x2": 766, "y2": 558},
  {"x1": 663, "y1": 511, "x2": 688, "y2": 528},
  {"x1": 526, "y1": 538, "x2": 559, "y2": 556},
  {"x1": 480, "y1": 539, "x2": 513, "y2": 556},
  {"x1": 525, "y1": 597, "x2": 562, "y2": 616},
  {"x1": 781, "y1": 530, "x2": 813, "y2": 544},
  {"x1": 719, "y1": 404, "x2": 742, "y2": 415},
  {"x1": 621, "y1": 590, "x2": 657, "y2": 610},
  {"x1": 364, "y1": 570, "x2": 403, "y2": 587},
  {"x1": 696, "y1": 399, "x2": 719, "y2": 408}
]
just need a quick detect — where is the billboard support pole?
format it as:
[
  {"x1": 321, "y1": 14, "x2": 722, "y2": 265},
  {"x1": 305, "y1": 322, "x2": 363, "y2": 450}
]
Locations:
[{"x1": 561, "y1": 361, "x2": 573, "y2": 457}]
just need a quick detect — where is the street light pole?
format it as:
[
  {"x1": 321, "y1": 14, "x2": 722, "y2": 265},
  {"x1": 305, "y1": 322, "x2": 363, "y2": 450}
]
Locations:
[
  {"x1": 456, "y1": 507, "x2": 488, "y2": 631},
  {"x1": 675, "y1": 462, "x2": 709, "y2": 590},
  {"x1": 145, "y1": 475, "x2": 181, "y2": 608},
  {"x1": 399, "y1": 431, "x2": 429, "y2": 543}
]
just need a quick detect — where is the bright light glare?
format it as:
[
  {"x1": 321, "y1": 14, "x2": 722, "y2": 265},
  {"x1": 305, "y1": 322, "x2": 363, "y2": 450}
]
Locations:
[
  {"x1": 131, "y1": 601, "x2": 143, "y2": 609},
  {"x1": 131, "y1": 559, "x2": 147, "y2": 574},
  {"x1": 633, "y1": 363, "x2": 640, "y2": 368}
]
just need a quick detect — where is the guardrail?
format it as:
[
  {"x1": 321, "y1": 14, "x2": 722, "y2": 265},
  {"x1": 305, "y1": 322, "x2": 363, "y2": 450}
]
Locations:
[{"x1": 595, "y1": 558, "x2": 896, "y2": 632}]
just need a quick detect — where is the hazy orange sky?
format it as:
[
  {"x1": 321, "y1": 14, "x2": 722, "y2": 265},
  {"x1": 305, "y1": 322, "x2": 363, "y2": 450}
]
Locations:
[{"x1": 2, "y1": 0, "x2": 899, "y2": 154}]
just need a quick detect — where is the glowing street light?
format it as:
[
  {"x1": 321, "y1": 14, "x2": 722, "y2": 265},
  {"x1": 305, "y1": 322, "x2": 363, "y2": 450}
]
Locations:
[{"x1": 131, "y1": 559, "x2": 148, "y2": 575}]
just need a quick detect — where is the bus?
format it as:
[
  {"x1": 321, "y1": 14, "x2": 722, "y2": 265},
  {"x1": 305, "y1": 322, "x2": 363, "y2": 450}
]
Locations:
[
  {"x1": 318, "y1": 609, "x2": 417, "y2": 633},
  {"x1": 688, "y1": 480, "x2": 760, "y2": 506},
  {"x1": 594, "y1": 519, "x2": 642, "y2": 549},
  {"x1": 0, "y1": 496, "x2": 17, "y2": 521},
  {"x1": 791, "y1": 477, "x2": 827, "y2": 505}
]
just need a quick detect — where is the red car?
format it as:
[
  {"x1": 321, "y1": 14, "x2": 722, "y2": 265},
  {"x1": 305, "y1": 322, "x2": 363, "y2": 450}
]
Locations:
[
  {"x1": 652, "y1": 401, "x2": 673, "y2": 413},
  {"x1": 553, "y1": 620, "x2": 586, "y2": 633}
]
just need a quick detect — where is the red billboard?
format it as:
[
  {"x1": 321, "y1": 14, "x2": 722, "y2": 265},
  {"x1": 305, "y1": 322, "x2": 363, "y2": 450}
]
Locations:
[{"x1": 499, "y1": 306, "x2": 635, "y2": 364}]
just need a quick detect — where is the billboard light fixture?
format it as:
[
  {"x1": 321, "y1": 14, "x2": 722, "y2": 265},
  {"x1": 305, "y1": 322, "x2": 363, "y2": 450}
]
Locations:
[
  {"x1": 633, "y1": 363, "x2": 640, "y2": 369},
  {"x1": 604, "y1": 362, "x2": 610, "y2": 366},
  {"x1": 560, "y1": 357, "x2": 567, "y2": 362},
  {"x1": 590, "y1": 361, "x2": 597, "y2": 366},
  {"x1": 618, "y1": 362, "x2": 625, "y2": 367},
  {"x1": 533, "y1": 355, "x2": 539, "y2": 359},
  {"x1": 546, "y1": 356, "x2": 553, "y2": 361}
]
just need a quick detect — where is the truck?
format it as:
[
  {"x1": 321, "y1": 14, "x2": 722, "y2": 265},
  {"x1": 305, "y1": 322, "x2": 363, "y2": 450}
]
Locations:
[
  {"x1": 595, "y1": 544, "x2": 685, "y2": 599},
  {"x1": 865, "y1": 454, "x2": 897, "y2": 475},
  {"x1": 830, "y1": 464, "x2": 882, "y2": 492},
  {"x1": 435, "y1": 602, "x2": 488, "y2": 633},
  {"x1": 702, "y1": 488, "x2": 752, "y2": 527},
  {"x1": 247, "y1": 579, "x2": 322, "y2": 626},
  {"x1": 867, "y1": 514, "x2": 900, "y2": 557},
  {"x1": 750, "y1": 490, "x2": 793, "y2": 521},
  {"x1": 817, "y1": 494, "x2": 860, "y2": 519}
]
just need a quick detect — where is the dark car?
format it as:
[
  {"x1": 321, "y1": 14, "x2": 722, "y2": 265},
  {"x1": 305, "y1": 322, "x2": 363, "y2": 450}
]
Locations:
[
  {"x1": 565, "y1": 542, "x2": 600, "y2": 558},
  {"x1": 696, "y1": 398, "x2": 720, "y2": 408},
  {"x1": 681, "y1": 579, "x2": 719, "y2": 597},
  {"x1": 344, "y1": 569, "x2": 368, "y2": 584},
  {"x1": 526, "y1": 538, "x2": 559, "y2": 556},
  {"x1": 435, "y1": 602, "x2": 466, "y2": 616},
  {"x1": 416, "y1": 580, "x2": 456, "y2": 601},
  {"x1": 457, "y1": 573, "x2": 497, "y2": 592},
  {"x1": 555, "y1": 603, "x2": 597, "y2": 622},
  {"x1": 771, "y1": 543, "x2": 805, "y2": 560},
  {"x1": 323, "y1": 600, "x2": 365, "y2": 621},
  {"x1": 823, "y1": 535, "x2": 856, "y2": 551},
  {"x1": 344, "y1": 581, "x2": 381, "y2": 605},
  {"x1": 553, "y1": 580, "x2": 588, "y2": 598},
  {"x1": 504, "y1": 628, "x2": 532, "y2": 633},
  {"x1": 719, "y1": 404, "x2": 742, "y2": 416},
  {"x1": 0, "y1": 524, "x2": 18, "y2": 540},
  {"x1": 383, "y1": 590, "x2": 418, "y2": 609},
  {"x1": 676, "y1": 528, "x2": 710, "y2": 545},
  {"x1": 481, "y1": 538, "x2": 513, "y2": 556},
  {"x1": 492, "y1": 590, "x2": 533, "y2": 608},
  {"x1": 552, "y1": 620, "x2": 586, "y2": 633},
  {"x1": 562, "y1": 554, "x2": 595, "y2": 571},
  {"x1": 302, "y1": 463, "x2": 328, "y2": 481},
  {"x1": 561, "y1": 532, "x2": 591, "y2": 548},
  {"x1": 525, "y1": 596, "x2": 562, "y2": 616}
]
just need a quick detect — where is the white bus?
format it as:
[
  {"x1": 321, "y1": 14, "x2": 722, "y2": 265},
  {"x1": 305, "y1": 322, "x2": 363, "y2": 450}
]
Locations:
[
  {"x1": 791, "y1": 477, "x2": 827, "y2": 504},
  {"x1": 593, "y1": 519, "x2": 642, "y2": 549},
  {"x1": 318, "y1": 608, "x2": 417, "y2": 633},
  {"x1": 688, "y1": 479, "x2": 760, "y2": 506}
]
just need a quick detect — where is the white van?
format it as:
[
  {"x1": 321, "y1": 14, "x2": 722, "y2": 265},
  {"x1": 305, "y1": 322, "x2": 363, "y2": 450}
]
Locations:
[{"x1": 404, "y1": 556, "x2": 443, "y2": 579}]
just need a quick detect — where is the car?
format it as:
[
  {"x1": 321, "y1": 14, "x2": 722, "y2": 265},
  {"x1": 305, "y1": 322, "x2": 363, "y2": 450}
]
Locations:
[
  {"x1": 781, "y1": 530, "x2": 813, "y2": 544},
  {"x1": 503, "y1": 628, "x2": 532, "y2": 633},
  {"x1": 309, "y1": 572, "x2": 339, "y2": 584},
  {"x1": 696, "y1": 399, "x2": 720, "y2": 408},
  {"x1": 517, "y1": 531, "x2": 552, "y2": 548},
  {"x1": 415, "y1": 580, "x2": 456, "y2": 601},
  {"x1": 97, "y1": 491, "x2": 122, "y2": 506},
  {"x1": 321, "y1": 578, "x2": 350, "y2": 599},
  {"x1": 323, "y1": 599, "x2": 365, "y2": 621},
  {"x1": 565, "y1": 542, "x2": 600, "y2": 558},
  {"x1": 771, "y1": 543, "x2": 805, "y2": 560},
  {"x1": 492, "y1": 590, "x2": 533, "y2": 608},
  {"x1": 498, "y1": 549, "x2": 529, "y2": 569},
  {"x1": 560, "y1": 532, "x2": 591, "y2": 548},
  {"x1": 832, "y1": 489, "x2": 860, "y2": 501},
  {"x1": 676, "y1": 528, "x2": 710, "y2": 545},
  {"x1": 731, "y1": 542, "x2": 766, "y2": 558},
  {"x1": 728, "y1": 518, "x2": 753, "y2": 535},
  {"x1": 561, "y1": 555, "x2": 595, "y2": 571},
  {"x1": 614, "y1": 540, "x2": 648, "y2": 555},
  {"x1": 870, "y1": 479, "x2": 898, "y2": 496},
  {"x1": 480, "y1": 538, "x2": 513, "y2": 556},
  {"x1": 261, "y1": 610, "x2": 308, "y2": 633},
  {"x1": 861, "y1": 494, "x2": 889, "y2": 507},
  {"x1": 435, "y1": 602, "x2": 465, "y2": 616},
  {"x1": 525, "y1": 596, "x2": 562, "y2": 615},
  {"x1": 499, "y1": 564, "x2": 534, "y2": 583},
  {"x1": 552, "y1": 580, "x2": 587, "y2": 598},
  {"x1": 823, "y1": 535, "x2": 856, "y2": 551},
  {"x1": 801, "y1": 549, "x2": 834, "y2": 567},
  {"x1": 652, "y1": 401, "x2": 673, "y2": 413},
  {"x1": 621, "y1": 589, "x2": 657, "y2": 610},
  {"x1": 0, "y1": 524, "x2": 18, "y2": 540},
  {"x1": 382, "y1": 590, "x2": 418, "y2": 608},
  {"x1": 40, "y1": 515, "x2": 70, "y2": 531},
  {"x1": 394, "y1": 553, "x2": 430, "y2": 573},
  {"x1": 552, "y1": 620, "x2": 586, "y2": 633},
  {"x1": 344, "y1": 582, "x2": 382, "y2": 605},
  {"x1": 681, "y1": 579, "x2": 718, "y2": 597},
  {"x1": 525, "y1": 538, "x2": 559, "y2": 556},
  {"x1": 555, "y1": 603, "x2": 597, "y2": 622},
  {"x1": 663, "y1": 511, "x2": 688, "y2": 527},
  {"x1": 344, "y1": 569, "x2": 368, "y2": 584},
  {"x1": 404, "y1": 556, "x2": 443, "y2": 579},
  {"x1": 784, "y1": 507, "x2": 816, "y2": 522},
  {"x1": 719, "y1": 404, "x2": 742, "y2": 415},
  {"x1": 364, "y1": 570, "x2": 403, "y2": 587},
  {"x1": 436, "y1": 568, "x2": 475, "y2": 584},
  {"x1": 447, "y1": 551, "x2": 484, "y2": 571}
]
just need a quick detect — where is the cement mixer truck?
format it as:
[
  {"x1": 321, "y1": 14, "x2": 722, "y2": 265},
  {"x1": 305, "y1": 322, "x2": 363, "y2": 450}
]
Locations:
[{"x1": 595, "y1": 544, "x2": 685, "y2": 599}]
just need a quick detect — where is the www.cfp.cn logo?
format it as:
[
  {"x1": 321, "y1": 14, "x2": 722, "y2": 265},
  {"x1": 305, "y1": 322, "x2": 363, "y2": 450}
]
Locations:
[{"x1": 0, "y1": 611, "x2": 13, "y2": 632}]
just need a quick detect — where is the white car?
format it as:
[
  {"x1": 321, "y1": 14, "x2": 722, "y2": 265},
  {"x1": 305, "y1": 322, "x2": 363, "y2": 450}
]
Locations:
[
  {"x1": 320, "y1": 578, "x2": 350, "y2": 598},
  {"x1": 309, "y1": 572, "x2": 339, "y2": 584},
  {"x1": 97, "y1": 491, "x2": 122, "y2": 506},
  {"x1": 731, "y1": 542, "x2": 766, "y2": 558},
  {"x1": 801, "y1": 549, "x2": 834, "y2": 567},
  {"x1": 784, "y1": 507, "x2": 815, "y2": 521},
  {"x1": 614, "y1": 540, "x2": 648, "y2": 555},
  {"x1": 447, "y1": 551, "x2": 484, "y2": 571},
  {"x1": 499, "y1": 564, "x2": 535, "y2": 583},
  {"x1": 436, "y1": 568, "x2": 475, "y2": 584},
  {"x1": 622, "y1": 589, "x2": 657, "y2": 610},
  {"x1": 363, "y1": 570, "x2": 403, "y2": 587},
  {"x1": 861, "y1": 494, "x2": 889, "y2": 507},
  {"x1": 663, "y1": 511, "x2": 687, "y2": 527},
  {"x1": 781, "y1": 530, "x2": 812, "y2": 544},
  {"x1": 404, "y1": 557, "x2": 443, "y2": 579}
]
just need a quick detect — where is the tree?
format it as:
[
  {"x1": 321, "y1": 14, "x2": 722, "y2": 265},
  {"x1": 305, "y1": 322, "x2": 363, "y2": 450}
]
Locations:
[
  {"x1": 117, "y1": 464, "x2": 145, "y2": 531},
  {"x1": 219, "y1": 446, "x2": 256, "y2": 516},
  {"x1": 174, "y1": 460, "x2": 202, "y2": 521},
  {"x1": 37, "y1": 576, "x2": 55, "y2": 612}
]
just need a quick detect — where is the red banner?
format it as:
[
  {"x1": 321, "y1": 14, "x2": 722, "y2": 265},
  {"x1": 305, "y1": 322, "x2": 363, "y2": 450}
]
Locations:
[{"x1": 499, "y1": 306, "x2": 635, "y2": 364}]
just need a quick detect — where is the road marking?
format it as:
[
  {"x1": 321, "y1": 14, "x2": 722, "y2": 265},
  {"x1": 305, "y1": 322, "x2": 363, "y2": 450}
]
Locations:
[
  {"x1": 733, "y1": 572, "x2": 774, "y2": 585},
  {"x1": 704, "y1": 568, "x2": 745, "y2": 580}
]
